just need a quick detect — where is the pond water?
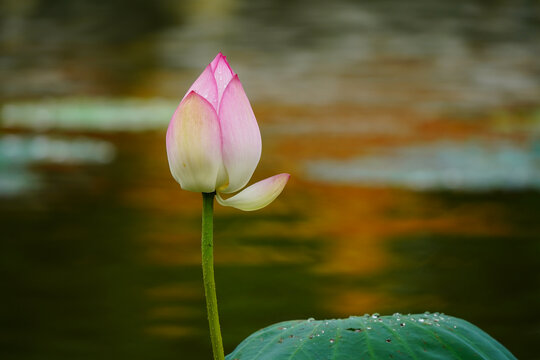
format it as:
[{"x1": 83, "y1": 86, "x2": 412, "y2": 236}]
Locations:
[{"x1": 1, "y1": 0, "x2": 539, "y2": 359}]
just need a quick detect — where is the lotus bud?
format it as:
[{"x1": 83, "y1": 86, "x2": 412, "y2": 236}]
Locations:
[{"x1": 166, "y1": 53, "x2": 289, "y2": 210}]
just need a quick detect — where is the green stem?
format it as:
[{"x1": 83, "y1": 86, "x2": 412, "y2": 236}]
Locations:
[{"x1": 201, "y1": 192, "x2": 225, "y2": 360}]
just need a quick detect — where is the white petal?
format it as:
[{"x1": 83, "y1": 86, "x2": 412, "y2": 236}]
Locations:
[
  {"x1": 216, "y1": 174, "x2": 290, "y2": 211},
  {"x1": 218, "y1": 76, "x2": 262, "y2": 193},
  {"x1": 166, "y1": 92, "x2": 224, "y2": 192}
]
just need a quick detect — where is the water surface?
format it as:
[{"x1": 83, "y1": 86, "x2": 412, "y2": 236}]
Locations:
[{"x1": 1, "y1": 0, "x2": 539, "y2": 359}]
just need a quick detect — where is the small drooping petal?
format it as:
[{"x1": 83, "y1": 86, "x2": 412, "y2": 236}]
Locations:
[
  {"x1": 218, "y1": 76, "x2": 262, "y2": 193},
  {"x1": 166, "y1": 92, "x2": 224, "y2": 192},
  {"x1": 216, "y1": 173, "x2": 290, "y2": 211},
  {"x1": 183, "y1": 64, "x2": 218, "y2": 110},
  {"x1": 213, "y1": 55, "x2": 235, "y2": 106}
]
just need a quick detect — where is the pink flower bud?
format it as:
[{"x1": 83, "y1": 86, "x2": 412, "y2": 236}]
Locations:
[{"x1": 166, "y1": 53, "x2": 289, "y2": 210}]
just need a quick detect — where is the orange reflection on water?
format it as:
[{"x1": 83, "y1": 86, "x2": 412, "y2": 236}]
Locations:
[
  {"x1": 145, "y1": 325, "x2": 200, "y2": 339},
  {"x1": 119, "y1": 102, "x2": 518, "y2": 277},
  {"x1": 111, "y1": 101, "x2": 532, "y2": 346},
  {"x1": 328, "y1": 290, "x2": 447, "y2": 318}
]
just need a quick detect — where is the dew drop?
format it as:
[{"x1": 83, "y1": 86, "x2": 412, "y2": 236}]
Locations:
[
  {"x1": 400, "y1": 323, "x2": 406, "y2": 327},
  {"x1": 307, "y1": 318, "x2": 315, "y2": 322},
  {"x1": 371, "y1": 313, "x2": 380, "y2": 319},
  {"x1": 386, "y1": 338, "x2": 392, "y2": 343},
  {"x1": 330, "y1": 339, "x2": 335, "y2": 344}
]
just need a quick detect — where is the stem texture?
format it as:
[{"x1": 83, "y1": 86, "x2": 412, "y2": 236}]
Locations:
[{"x1": 201, "y1": 192, "x2": 225, "y2": 360}]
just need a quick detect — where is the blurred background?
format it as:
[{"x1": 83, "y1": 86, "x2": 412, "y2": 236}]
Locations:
[{"x1": 1, "y1": 0, "x2": 539, "y2": 359}]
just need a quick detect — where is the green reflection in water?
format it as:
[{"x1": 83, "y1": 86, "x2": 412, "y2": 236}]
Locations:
[
  {"x1": 382, "y1": 232, "x2": 539, "y2": 360},
  {"x1": 1, "y1": 201, "x2": 149, "y2": 359},
  {"x1": 376, "y1": 191, "x2": 540, "y2": 360},
  {"x1": 313, "y1": 191, "x2": 540, "y2": 360},
  {"x1": 2, "y1": 129, "x2": 539, "y2": 360},
  {"x1": 0, "y1": 198, "x2": 325, "y2": 359}
]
